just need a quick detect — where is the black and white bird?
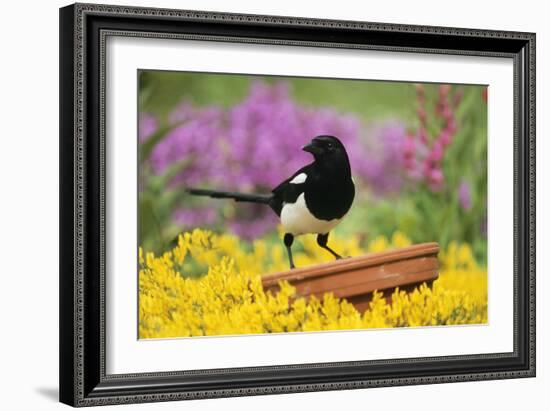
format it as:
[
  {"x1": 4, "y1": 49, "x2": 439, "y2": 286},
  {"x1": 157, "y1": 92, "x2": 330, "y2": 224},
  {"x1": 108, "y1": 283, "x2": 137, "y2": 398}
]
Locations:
[{"x1": 187, "y1": 135, "x2": 355, "y2": 269}]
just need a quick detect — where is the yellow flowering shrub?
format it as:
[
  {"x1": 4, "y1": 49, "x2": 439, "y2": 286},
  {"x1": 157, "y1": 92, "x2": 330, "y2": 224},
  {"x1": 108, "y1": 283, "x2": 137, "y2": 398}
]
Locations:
[{"x1": 139, "y1": 229, "x2": 487, "y2": 338}]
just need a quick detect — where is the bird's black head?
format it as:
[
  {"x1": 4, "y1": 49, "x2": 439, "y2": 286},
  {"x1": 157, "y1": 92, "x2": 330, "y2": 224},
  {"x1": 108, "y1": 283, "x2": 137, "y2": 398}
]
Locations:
[
  {"x1": 302, "y1": 135, "x2": 348, "y2": 160},
  {"x1": 302, "y1": 135, "x2": 352, "y2": 177}
]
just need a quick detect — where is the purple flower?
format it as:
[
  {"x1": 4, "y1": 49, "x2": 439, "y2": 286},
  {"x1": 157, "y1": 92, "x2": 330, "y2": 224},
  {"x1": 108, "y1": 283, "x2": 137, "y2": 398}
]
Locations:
[
  {"x1": 149, "y1": 106, "x2": 226, "y2": 186},
  {"x1": 138, "y1": 113, "x2": 158, "y2": 142},
  {"x1": 173, "y1": 208, "x2": 217, "y2": 228},
  {"x1": 360, "y1": 122, "x2": 408, "y2": 194},
  {"x1": 458, "y1": 180, "x2": 472, "y2": 210},
  {"x1": 227, "y1": 206, "x2": 279, "y2": 239},
  {"x1": 222, "y1": 81, "x2": 365, "y2": 189},
  {"x1": 142, "y1": 81, "x2": 410, "y2": 238}
]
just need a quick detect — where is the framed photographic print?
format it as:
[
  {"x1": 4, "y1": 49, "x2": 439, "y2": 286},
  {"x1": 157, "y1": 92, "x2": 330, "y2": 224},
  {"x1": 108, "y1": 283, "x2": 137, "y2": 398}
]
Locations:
[{"x1": 59, "y1": 2, "x2": 536, "y2": 407}]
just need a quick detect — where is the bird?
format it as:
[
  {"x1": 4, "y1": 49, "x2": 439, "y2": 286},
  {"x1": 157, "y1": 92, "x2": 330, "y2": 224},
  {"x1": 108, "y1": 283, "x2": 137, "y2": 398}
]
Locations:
[{"x1": 186, "y1": 135, "x2": 355, "y2": 269}]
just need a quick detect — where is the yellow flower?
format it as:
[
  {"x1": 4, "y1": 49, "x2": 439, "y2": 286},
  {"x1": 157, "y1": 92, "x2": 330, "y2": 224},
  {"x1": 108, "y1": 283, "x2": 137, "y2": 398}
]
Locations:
[{"x1": 139, "y1": 229, "x2": 488, "y2": 338}]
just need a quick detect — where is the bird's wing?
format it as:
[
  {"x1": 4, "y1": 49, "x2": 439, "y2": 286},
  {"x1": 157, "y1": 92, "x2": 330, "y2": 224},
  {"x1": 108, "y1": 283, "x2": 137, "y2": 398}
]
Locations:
[{"x1": 272, "y1": 164, "x2": 313, "y2": 204}]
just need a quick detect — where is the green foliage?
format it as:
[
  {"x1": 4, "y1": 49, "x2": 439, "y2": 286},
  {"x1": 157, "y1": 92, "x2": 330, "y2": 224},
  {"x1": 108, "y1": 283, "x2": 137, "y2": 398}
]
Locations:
[{"x1": 358, "y1": 86, "x2": 488, "y2": 262}]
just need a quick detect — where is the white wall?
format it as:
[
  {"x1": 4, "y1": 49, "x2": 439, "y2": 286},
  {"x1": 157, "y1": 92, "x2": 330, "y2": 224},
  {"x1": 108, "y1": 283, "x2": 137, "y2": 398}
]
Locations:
[{"x1": 0, "y1": 0, "x2": 545, "y2": 409}]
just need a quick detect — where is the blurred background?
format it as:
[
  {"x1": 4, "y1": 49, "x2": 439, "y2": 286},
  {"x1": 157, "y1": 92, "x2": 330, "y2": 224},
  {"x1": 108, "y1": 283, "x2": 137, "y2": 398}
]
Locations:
[{"x1": 138, "y1": 71, "x2": 488, "y2": 268}]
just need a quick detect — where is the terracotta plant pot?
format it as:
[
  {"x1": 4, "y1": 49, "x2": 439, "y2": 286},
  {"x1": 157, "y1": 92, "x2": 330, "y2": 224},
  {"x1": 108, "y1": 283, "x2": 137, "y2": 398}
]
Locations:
[{"x1": 262, "y1": 242, "x2": 440, "y2": 313}]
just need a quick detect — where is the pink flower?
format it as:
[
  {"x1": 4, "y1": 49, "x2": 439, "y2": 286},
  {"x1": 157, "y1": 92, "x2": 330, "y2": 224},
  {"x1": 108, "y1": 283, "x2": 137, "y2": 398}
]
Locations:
[
  {"x1": 428, "y1": 168, "x2": 444, "y2": 191},
  {"x1": 428, "y1": 141, "x2": 444, "y2": 163},
  {"x1": 446, "y1": 119, "x2": 457, "y2": 136},
  {"x1": 402, "y1": 136, "x2": 415, "y2": 157},
  {"x1": 418, "y1": 127, "x2": 429, "y2": 144},
  {"x1": 442, "y1": 105, "x2": 453, "y2": 122},
  {"x1": 440, "y1": 130, "x2": 452, "y2": 146}
]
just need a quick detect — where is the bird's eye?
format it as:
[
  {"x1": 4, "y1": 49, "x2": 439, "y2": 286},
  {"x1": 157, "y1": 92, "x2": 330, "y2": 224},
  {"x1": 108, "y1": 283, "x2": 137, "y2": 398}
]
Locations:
[{"x1": 327, "y1": 143, "x2": 333, "y2": 148}]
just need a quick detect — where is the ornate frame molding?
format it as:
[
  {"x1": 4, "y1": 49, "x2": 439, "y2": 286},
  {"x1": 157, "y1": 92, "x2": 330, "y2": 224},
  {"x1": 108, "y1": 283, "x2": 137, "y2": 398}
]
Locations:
[{"x1": 60, "y1": 3, "x2": 535, "y2": 407}]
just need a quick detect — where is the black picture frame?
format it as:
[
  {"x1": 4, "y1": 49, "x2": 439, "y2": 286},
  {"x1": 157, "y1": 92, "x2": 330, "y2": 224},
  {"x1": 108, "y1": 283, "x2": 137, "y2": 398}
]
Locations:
[{"x1": 59, "y1": 3, "x2": 536, "y2": 407}]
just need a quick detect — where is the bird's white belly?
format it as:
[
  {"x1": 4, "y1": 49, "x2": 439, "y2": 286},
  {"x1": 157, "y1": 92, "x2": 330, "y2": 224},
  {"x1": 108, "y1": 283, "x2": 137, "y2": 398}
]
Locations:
[{"x1": 280, "y1": 193, "x2": 342, "y2": 236}]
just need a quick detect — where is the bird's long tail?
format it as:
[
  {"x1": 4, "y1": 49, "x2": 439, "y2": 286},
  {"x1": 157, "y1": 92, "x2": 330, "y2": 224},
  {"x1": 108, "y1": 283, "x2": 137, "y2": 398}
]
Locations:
[{"x1": 186, "y1": 188, "x2": 273, "y2": 204}]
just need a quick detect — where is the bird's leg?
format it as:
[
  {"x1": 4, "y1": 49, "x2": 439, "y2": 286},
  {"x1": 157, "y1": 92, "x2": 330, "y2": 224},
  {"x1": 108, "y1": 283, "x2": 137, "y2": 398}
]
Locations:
[
  {"x1": 284, "y1": 233, "x2": 296, "y2": 269},
  {"x1": 317, "y1": 233, "x2": 343, "y2": 260}
]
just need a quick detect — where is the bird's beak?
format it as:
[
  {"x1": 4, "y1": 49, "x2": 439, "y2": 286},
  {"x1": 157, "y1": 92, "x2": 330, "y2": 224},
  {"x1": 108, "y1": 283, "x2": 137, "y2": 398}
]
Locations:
[{"x1": 302, "y1": 142, "x2": 323, "y2": 155}]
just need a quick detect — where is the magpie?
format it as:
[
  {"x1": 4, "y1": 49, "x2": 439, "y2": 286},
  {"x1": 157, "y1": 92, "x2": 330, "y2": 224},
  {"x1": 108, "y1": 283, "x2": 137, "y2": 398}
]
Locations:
[{"x1": 187, "y1": 135, "x2": 355, "y2": 269}]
